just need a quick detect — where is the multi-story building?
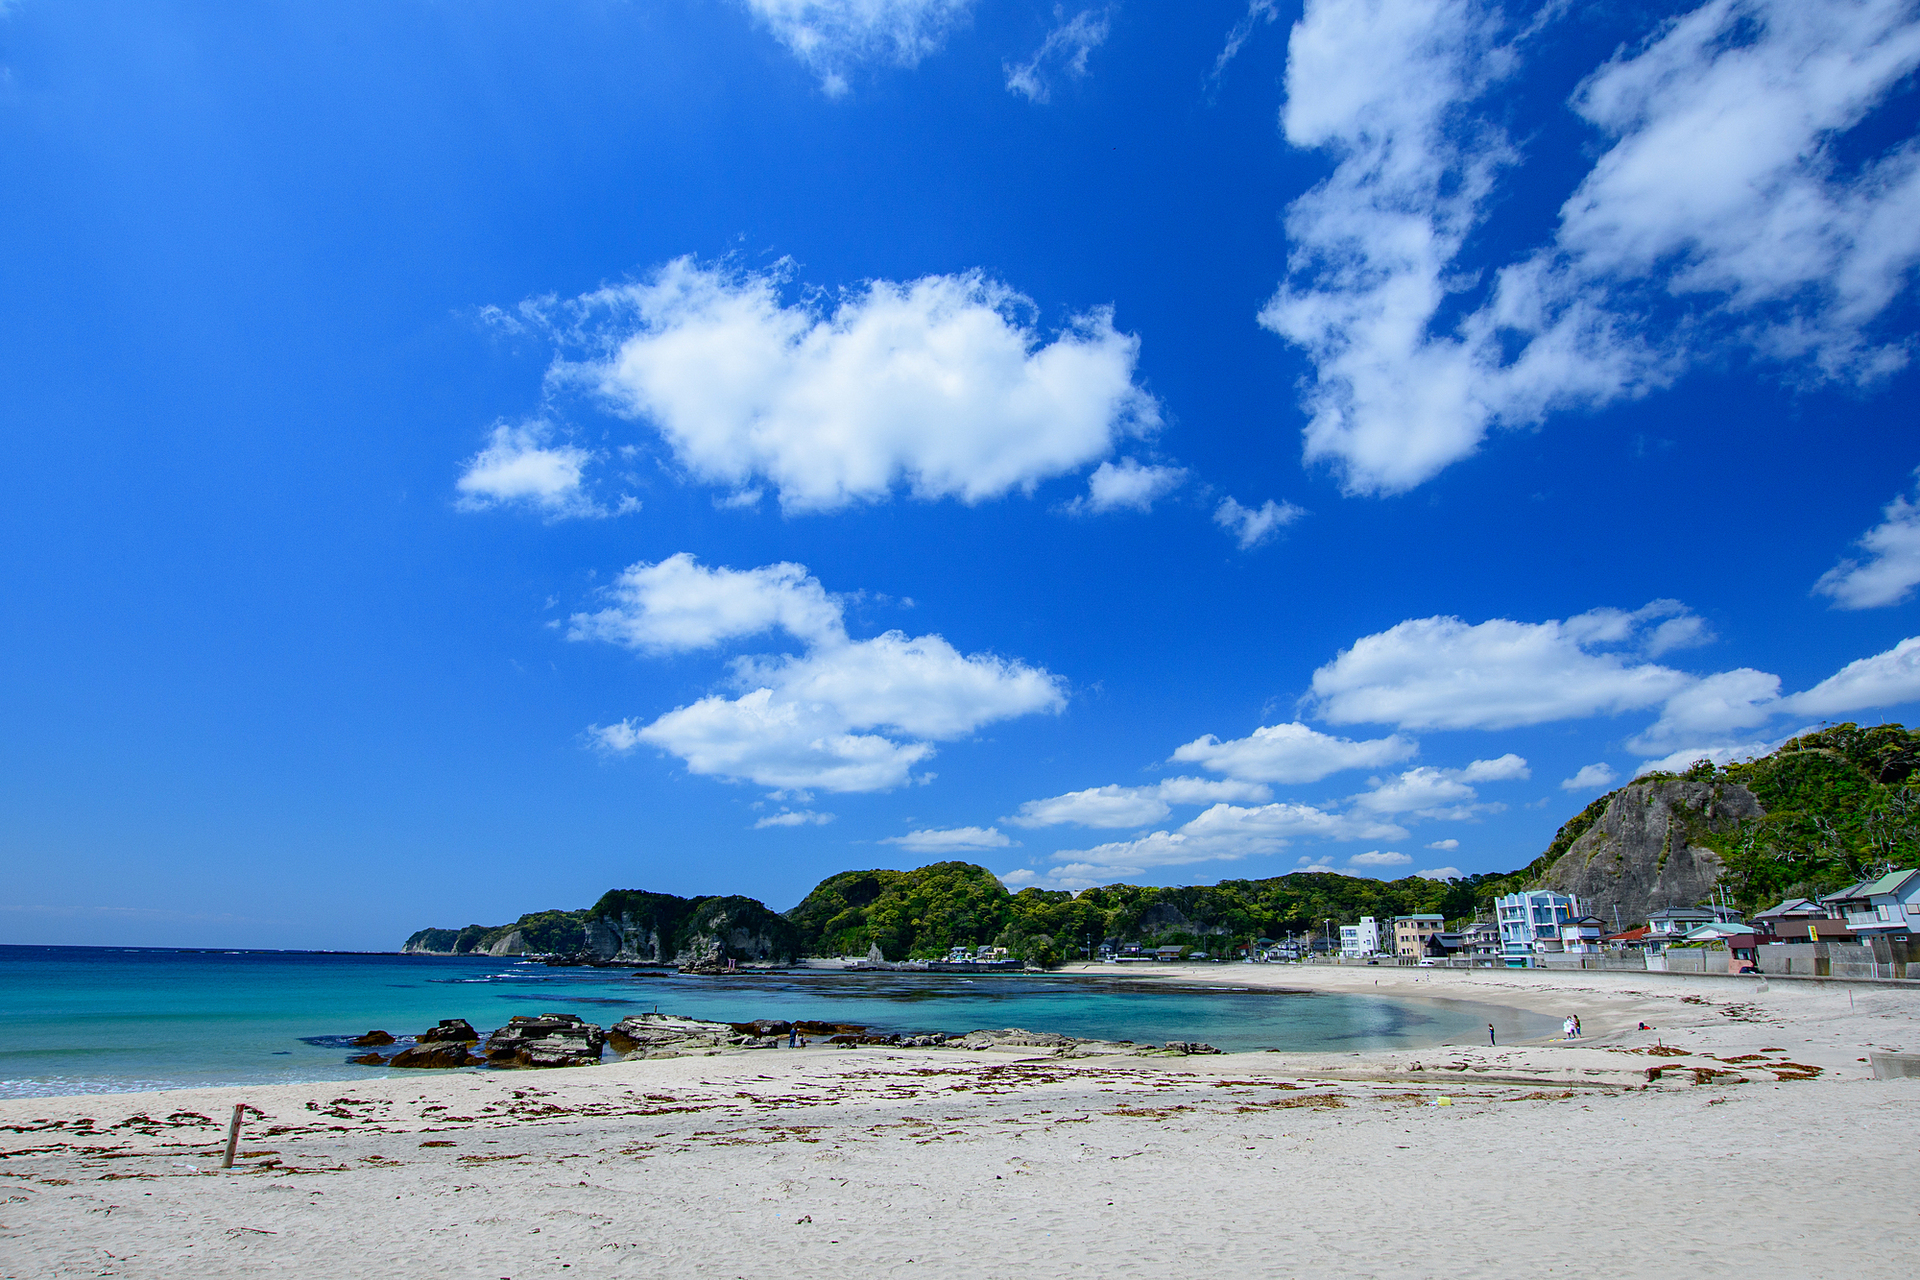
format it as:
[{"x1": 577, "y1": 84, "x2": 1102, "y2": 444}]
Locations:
[
  {"x1": 1463, "y1": 920, "x2": 1501, "y2": 961},
  {"x1": 1495, "y1": 891, "x2": 1579, "y2": 961},
  {"x1": 1392, "y1": 914, "x2": 1445, "y2": 958},
  {"x1": 1824, "y1": 870, "x2": 1920, "y2": 939},
  {"x1": 1339, "y1": 917, "x2": 1382, "y2": 957},
  {"x1": 1646, "y1": 907, "x2": 1719, "y2": 945},
  {"x1": 1562, "y1": 916, "x2": 1606, "y2": 954}
]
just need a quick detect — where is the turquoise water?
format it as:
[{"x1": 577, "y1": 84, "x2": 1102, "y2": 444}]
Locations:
[{"x1": 0, "y1": 946, "x2": 1555, "y2": 1099}]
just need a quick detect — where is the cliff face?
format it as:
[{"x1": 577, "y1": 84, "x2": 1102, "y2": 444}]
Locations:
[
  {"x1": 406, "y1": 890, "x2": 801, "y2": 963},
  {"x1": 1542, "y1": 778, "x2": 1763, "y2": 928}
]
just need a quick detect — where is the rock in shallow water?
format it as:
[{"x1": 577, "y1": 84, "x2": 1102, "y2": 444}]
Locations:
[
  {"x1": 483, "y1": 1014, "x2": 606, "y2": 1068},
  {"x1": 350, "y1": 1030, "x2": 395, "y2": 1046},
  {"x1": 416, "y1": 1019, "x2": 479, "y2": 1044},
  {"x1": 389, "y1": 1042, "x2": 484, "y2": 1068}
]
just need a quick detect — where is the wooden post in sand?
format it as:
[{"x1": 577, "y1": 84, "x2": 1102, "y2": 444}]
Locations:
[{"x1": 221, "y1": 1104, "x2": 247, "y2": 1169}]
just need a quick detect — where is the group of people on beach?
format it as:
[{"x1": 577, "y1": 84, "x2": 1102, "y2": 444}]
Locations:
[{"x1": 1562, "y1": 1015, "x2": 1582, "y2": 1038}]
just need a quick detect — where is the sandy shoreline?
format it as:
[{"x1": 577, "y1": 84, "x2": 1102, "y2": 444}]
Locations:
[{"x1": 4, "y1": 964, "x2": 1914, "y2": 1276}]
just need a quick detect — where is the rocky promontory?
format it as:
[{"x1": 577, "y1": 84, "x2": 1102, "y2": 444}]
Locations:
[
  {"x1": 403, "y1": 891, "x2": 800, "y2": 965},
  {"x1": 1541, "y1": 778, "x2": 1761, "y2": 928}
]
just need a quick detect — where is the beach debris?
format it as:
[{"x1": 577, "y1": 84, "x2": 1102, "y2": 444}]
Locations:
[
  {"x1": 219, "y1": 1104, "x2": 260, "y2": 1169},
  {"x1": 482, "y1": 1015, "x2": 607, "y2": 1068},
  {"x1": 349, "y1": 1030, "x2": 395, "y2": 1047},
  {"x1": 417, "y1": 1019, "x2": 479, "y2": 1044}
]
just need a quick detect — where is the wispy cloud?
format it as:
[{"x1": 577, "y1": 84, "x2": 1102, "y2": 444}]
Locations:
[
  {"x1": 1214, "y1": 496, "x2": 1304, "y2": 549},
  {"x1": 740, "y1": 0, "x2": 975, "y2": 96},
  {"x1": 1267, "y1": 0, "x2": 1920, "y2": 494},
  {"x1": 1006, "y1": 7, "x2": 1110, "y2": 103}
]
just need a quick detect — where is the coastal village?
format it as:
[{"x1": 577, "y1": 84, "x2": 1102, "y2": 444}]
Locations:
[{"x1": 1256, "y1": 866, "x2": 1920, "y2": 979}]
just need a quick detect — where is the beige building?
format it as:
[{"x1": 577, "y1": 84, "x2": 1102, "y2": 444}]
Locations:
[{"x1": 1392, "y1": 914, "x2": 1445, "y2": 958}]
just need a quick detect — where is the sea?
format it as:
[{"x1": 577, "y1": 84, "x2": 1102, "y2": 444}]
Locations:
[{"x1": 0, "y1": 946, "x2": 1557, "y2": 1099}]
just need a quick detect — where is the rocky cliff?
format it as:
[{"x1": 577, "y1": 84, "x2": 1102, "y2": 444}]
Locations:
[
  {"x1": 1541, "y1": 778, "x2": 1763, "y2": 929},
  {"x1": 405, "y1": 890, "x2": 800, "y2": 963}
]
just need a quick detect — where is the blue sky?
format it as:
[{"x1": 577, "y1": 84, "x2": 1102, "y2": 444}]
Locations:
[{"x1": 3, "y1": 0, "x2": 1918, "y2": 950}]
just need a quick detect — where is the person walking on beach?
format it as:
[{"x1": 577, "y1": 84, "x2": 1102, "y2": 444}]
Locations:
[
  {"x1": 1487, "y1": 1023, "x2": 1496, "y2": 1046},
  {"x1": 1572, "y1": 1015, "x2": 1581, "y2": 1037},
  {"x1": 788, "y1": 1026, "x2": 798, "y2": 1049}
]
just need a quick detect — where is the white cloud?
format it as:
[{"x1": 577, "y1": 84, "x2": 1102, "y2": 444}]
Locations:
[
  {"x1": 998, "y1": 868, "x2": 1038, "y2": 886},
  {"x1": 1172, "y1": 721, "x2": 1417, "y2": 784},
  {"x1": 1260, "y1": 0, "x2": 1534, "y2": 496},
  {"x1": 583, "y1": 558, "x2": 1065, "y2": 792},
  {"x1": 569, "y1": 554, "x2": 844, "y2": 653},
  {"x1": 1628, "y1": 668, "x2": 1783, "y2": 754},
  {"x1": 1348, "y1": 849, "x2": 1411, "y2": 867},
  {"x1": 1349, "y1": 756, "x2": 1526, "y2": 819},
  {"x1": 1782, "y1": 636, "x2": 1920, "y2": 717},
  {"x1": 1006, "y1": 776, "x2": 1272, "y2": 829},
  {"x1": 1070, "y1": 458, "x2": 1187, "y2": 513},
  {"x1": 741, "y1": 0, "x2": 974, "y2": 94},
  {"x1": 1459, "y1": 753, "x2": 1529, "y2": 782},
  {"x1": 1416, "y1": 867, "x2": 1463, "y2": 880},
  {"x1": 1425, "y1": 838, "x2": 1459, "y2": 851},
  {"x1": 1213, "y1": 496, "x2": 1304, "y2": 549},
  {"x1": 1551, "y1": 0, "x2": 1920, "y2": 380},
  {"x1": 1153, "y1": 775, "x2": 1274, "y2": 805},
  {"x1": 1814, "y1": 469, "x2": 1920, "y2": 608},
  {"x1": 1005, "y1": 7, "x2": 1109, "y2": 103},
  {"x1": 1310, "y1": 604, "x2": 1698, "y2": 729},
  {"x1": 1009, "y1": 784, "x2": 1170, "y2": 830},
  {"x1": 754, "y1": 809, "x2": 836, "y2": 828},
  {"x1": 561, "y1": 258, "x2": 1158, "y2": 513},
  {"x1": 1265, "y1": 0, "x2": 1920, "y2": 494},
  {"x1": 455, "y1": 422, "x2": 599, "y2": 517},
  {"x1": 1560, "y1": 762, "x2": 1619, "y2": 792},
  {"x1": 1634, "y1": 742, "x2": 1774, "y2": 776},
  {"x1": 1047, "y1": 800, "x2": 1408, "y2": 883},
  {"x1": 1643, "y1": 613, "x2": 1716, "y2": 656},
  {"x1": 881, "y1": 825, "x2": 1015, "y2": 853}
]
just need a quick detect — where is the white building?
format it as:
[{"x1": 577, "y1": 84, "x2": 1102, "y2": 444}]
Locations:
[
  {"x1": 1496, "y1": 891, "x2": 1580, "y2": 961},
  {"x1": 1824, "y1": 870, "x2": 1920, "y2": 938},
  {"x1": 1339, "y1": 917, "x2": 1382, "y2": 957}
]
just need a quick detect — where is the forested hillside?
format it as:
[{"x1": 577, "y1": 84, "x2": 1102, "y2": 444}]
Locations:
[{"x1": 404, "y1": 723, "x2": 1920, "y2": 962}]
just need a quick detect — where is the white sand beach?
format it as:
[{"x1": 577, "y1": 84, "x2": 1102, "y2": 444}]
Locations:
[{"x1": 3, "y1": 966, "x2": 1913, "y2": 1278}]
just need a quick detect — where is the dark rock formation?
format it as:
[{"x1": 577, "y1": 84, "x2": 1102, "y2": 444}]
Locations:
[
  {"x1": 390, "y1": 1042, "x2": 483, "y2": 1068},
  {"x1": 350, "y1": 1030, "x2": 395, "y2": 1046},
  {"x1": 349, "y1": 1052, "x2": 388, "y2": 1066},
  {"x1": 417, "y1": 1018, "x2": 479, "y2": 1043},
  {"x1": 1542, "y1": 778, "x2": 1763, "y2": 928},
  {"x1": 1164, "y1": 1041, "x2": 1222, "y2": 1055},
  {"x1": 728, "y1": 1020, "x2": 793, "y2": 1036},
  {"x1": 481, "y1": 1014, "x2": 606, "y2": 1068}
]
